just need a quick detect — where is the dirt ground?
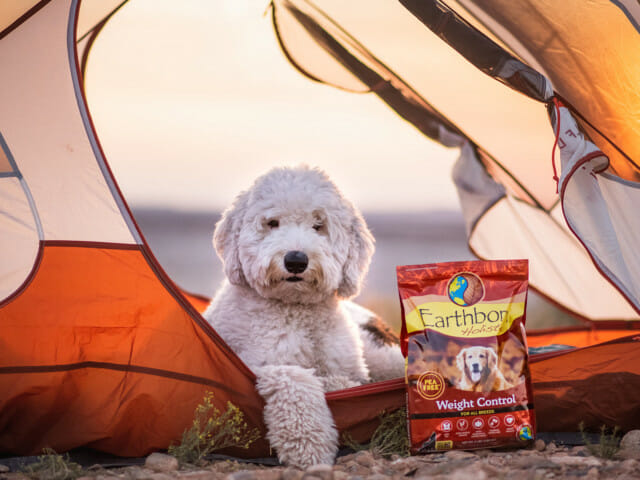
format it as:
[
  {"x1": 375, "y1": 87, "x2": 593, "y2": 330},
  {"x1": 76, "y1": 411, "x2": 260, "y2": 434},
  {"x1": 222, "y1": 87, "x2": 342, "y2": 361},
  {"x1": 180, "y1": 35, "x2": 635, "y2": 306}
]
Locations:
[{"x1": 2, "y1": 432, "x2": 639, "y2": 480}]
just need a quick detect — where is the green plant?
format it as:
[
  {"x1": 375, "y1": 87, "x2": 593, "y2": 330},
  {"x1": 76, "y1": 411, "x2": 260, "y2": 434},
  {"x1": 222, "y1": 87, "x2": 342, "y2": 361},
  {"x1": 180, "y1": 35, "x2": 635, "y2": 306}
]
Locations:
[
  {"x1": 342, "y1": 408, "x2": 409, "y2": 457},
  {"x1": 168, "y1": 391, "x2": 260, "y2": 466},
  {"x1": 21, "y1": 448, "x2": 83, "y2": 480},
  {"x1": 579, "y1": 421, "x2": 621, "y2": 459}
]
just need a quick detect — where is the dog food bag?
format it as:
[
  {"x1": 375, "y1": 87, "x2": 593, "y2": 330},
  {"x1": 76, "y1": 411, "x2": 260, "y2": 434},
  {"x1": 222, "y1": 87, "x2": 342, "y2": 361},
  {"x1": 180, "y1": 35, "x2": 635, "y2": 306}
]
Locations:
[{"x1": 397, "y1": 260, "x2": 535, "y2": 453}]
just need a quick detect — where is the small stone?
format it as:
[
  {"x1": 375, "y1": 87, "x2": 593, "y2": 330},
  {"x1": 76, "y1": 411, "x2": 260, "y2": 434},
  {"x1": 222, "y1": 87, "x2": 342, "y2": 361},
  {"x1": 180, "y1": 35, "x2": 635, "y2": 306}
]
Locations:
[
  {"x1": 226, "y1": 471, "x2": 258, "y2": 480},
  {"x1": 303, "y1": 464, "x2": 333, "y2": 480},
  {"x1": 621, "y1": 430, "x2": 640, "y2": 451},
  {"x1": 353, "y1": 450, "x2": 375, "y2": 467},
  {"x1": 444, "y1": 450, "x2": 477, "y2": 460},
  {"x1": 449, "y1": 465, "x2": 487, "y2": 480},
  {"x1": 126, "y1": 466, "x2": 157, "y2": 480},
  {"x1": 149, "y1": 474, "x2": 174, "y2": 480},
  {"x1": 572, "y1": 445, "x2": 589, "y2": 456},
  {"x1": 413, "y1": 465, "x2": 436, "y2": 478},
  {"x1": 332, "y1": 472, "x2": 349, "y2": 480},
  {"x1": 549, "y1": 454, "x2": 602, "y2": 467},
  {"x1": 144, "y1": 452, "x2": 179, "y2": 472},
  {"x1": 478, "y1": 463, "x2": 502, "y2": 476},
  {"x1": 621, "y1": 458, "x2": 639, "y2": 471},
  {"x1": 0, "y1": 464, "x2": 10, "y2": 473},
  {"x1": 474, "y1": 449, "x2": 493, "y2": 457},
  {"x1": 535, "y1": 439, "x2": 546, "y2": 451},
  {"x1": 618, "y1": 430, "x2": 640, "y2": 460},
  {"x1": 342, "y1": 460, "x2": 368, "y2": 476},
  {"x1": 487, "y1": 456, "x2": 506, "y2": 467},
  {"x1": 585, "y1": 467, "x2": 599, "y2": 480},
  {"x1": 617, "y1": 448, "x2": 640, "y2": 461}
]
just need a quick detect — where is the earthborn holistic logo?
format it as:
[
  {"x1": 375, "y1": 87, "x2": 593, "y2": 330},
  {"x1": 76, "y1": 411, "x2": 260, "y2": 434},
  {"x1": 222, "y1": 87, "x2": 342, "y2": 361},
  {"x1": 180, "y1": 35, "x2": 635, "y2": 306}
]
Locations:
[
  {"x1": 447, "y1": 272, "x2": 484, "y2": 307},
  {"x1": 417, "y1": 371, "x2": 445, "y2": 400},
  {"x1": 518, "y1": 424, "x2": 534, "y2": 442}
]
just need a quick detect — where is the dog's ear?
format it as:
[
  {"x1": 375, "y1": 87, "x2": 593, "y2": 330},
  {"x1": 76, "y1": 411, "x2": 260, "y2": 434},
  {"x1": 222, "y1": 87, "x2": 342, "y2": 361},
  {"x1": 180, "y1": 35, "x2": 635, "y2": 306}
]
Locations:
[
  {"x1": 337, "y1": 211, "x2": 375, "y2": 298},
  {"x1": 487, "y1": 348, "x2": 498, "y2": 370},
  {"x1": 456, "y1": 349, "x2": 467, "y2": 374},
  {"x1": 213, "y1": 190, "x2": 249, "y2": 286}
]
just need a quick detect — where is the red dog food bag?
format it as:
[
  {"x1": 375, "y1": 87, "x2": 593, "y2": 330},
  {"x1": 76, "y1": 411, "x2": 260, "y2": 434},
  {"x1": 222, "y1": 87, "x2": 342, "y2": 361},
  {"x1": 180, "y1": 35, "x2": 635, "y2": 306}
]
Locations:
[{"x1": 397, "y1": 260, "x2": 535, "y2": 453}]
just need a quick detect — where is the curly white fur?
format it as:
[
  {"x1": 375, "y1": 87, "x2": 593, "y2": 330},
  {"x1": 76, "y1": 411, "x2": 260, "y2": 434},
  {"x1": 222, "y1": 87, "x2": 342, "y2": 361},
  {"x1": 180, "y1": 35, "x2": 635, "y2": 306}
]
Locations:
[{"x1": 203, "y1": 165, "x2": 402, "y2": 467}]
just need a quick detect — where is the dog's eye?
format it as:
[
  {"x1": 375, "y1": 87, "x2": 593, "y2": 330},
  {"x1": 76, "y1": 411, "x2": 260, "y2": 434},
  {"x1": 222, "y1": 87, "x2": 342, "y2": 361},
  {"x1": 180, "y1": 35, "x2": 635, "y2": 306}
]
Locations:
[
  {"x1": 267, "y1": 219, "x2": 279, "y2": 229},
  {"x1": 313, "y1": 222, "x2": 324, "y2": 232}
]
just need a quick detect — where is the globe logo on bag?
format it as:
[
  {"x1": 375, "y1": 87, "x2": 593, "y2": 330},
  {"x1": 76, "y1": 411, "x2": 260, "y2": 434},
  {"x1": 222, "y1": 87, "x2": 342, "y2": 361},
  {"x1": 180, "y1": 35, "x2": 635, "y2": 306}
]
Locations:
[{"x1": 448, "y1": 273, "x2": 484, "y2": 307}]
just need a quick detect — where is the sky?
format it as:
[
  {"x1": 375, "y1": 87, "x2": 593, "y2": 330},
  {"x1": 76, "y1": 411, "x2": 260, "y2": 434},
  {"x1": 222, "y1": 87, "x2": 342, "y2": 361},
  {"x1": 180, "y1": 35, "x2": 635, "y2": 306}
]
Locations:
[{"x1": 84, "y1": 0, "x2": 462, "y2": 213}]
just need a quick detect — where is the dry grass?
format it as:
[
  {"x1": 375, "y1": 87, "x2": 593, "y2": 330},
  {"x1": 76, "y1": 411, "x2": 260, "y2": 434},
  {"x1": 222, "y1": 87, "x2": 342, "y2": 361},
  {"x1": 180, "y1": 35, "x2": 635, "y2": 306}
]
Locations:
[
  {"x1": 168, "y1": 391, "x2": 260, "y2": 466},
  {"x1": 579, "y1": 422, "x2": 621, "y2": 459},
  {"x1": 20, "y1": 448, "x2": 83, "y2": 480},
  {"x1": 342, "y1": 408, "x2": 409, "y2": 457}
]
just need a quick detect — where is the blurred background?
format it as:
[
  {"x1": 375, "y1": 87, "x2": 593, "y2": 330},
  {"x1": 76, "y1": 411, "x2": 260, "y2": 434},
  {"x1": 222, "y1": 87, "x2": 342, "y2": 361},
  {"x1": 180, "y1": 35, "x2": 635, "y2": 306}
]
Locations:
[{"x1": 84, "y1": 0, "x2": 577, "y2": 331}]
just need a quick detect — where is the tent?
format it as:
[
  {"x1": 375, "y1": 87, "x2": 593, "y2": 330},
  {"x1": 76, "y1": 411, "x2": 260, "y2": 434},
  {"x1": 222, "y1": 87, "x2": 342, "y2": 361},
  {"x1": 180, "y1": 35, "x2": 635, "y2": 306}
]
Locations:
[
  {"x1": 269, "y1": 0, "x2": 640, "y2": 430},
  {"x1": 0, "y1": 0, "x2": 638, "y2": 458}
]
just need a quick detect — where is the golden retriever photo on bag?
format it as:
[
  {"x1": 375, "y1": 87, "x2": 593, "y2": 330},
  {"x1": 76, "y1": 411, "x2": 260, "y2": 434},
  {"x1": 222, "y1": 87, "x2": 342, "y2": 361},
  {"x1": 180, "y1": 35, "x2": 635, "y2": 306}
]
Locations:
[{"x1": 456, "y1": 345, "x2": 513, "y2": 393}]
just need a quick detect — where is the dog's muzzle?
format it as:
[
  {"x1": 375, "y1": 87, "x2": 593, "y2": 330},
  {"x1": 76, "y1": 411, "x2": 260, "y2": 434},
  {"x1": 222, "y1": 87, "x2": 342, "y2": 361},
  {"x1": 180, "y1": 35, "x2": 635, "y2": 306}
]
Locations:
[{"x1": 284, "y1": 250, "x2": 308, "y2": 275}]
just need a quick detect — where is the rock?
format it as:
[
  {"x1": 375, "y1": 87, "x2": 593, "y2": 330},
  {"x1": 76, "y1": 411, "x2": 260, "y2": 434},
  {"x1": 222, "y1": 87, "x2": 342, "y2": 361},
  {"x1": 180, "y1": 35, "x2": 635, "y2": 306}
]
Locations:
[
  {"x1": 281, "y1": 467, "x2": 304, "y2": 480},
  {"x1": 444, "y1": 450, "x2": 477, "y2": 460},
  {"x1": 486, "y1": 455, "x2": 506, "y2": 468},
  {"x1": 478, "y1": 463, "x2": 502, "y2": 477},
  {"x1": 510, "y1": 456, "x2": 559, "y2": 470},
  {"x1": 620, "y1": 458, "x2": 639, "y2": 471},
  {"x1": 585, "y1": 467, "x2": 599, "y2": 480},
  {"x1": 148, "y1": 474, "x2": 174, "y2": 480},
  {"x1": 124, "y1": 466, "x2": 157, "y2": 480},
  {"x1": 549, "y1": 454, "x2": 602, "y2": 467},
  {"x1": 413, "y1": 465, "x2": 436, "y2": 478},
  {"x1": 353, "y1": 450, "x2": 375, "y2": 468},
  {"x1": 618, "y1": 430, "x2": 640, "y2": 460},
  {"x1": 0, "y1": 464, "x2": 9, "y2": 473},
  {"x1": 621, "y1": 430, "x2": 640, "y2": 451},
  {"x1": 339, "y1": 460, "x2": 367, "y2": 476},
  {"x1": 145, "y1": 453, "x2": 179, "y2": 472},
  {"x1": 572, "y1": 446, "x2": 589, "y2": 456},
  {"x1": 226, "y1": 471, "x2": 259, "y2": 480},
  {"x1": 534, "y1": 439, "x2": 546, "y2": 451},
  {"x1": 303, "y1": 464, "x2": 333, "y2": 480},
  {"x1": 449, "y1": 465, "x2": 487, "y2": 480}
]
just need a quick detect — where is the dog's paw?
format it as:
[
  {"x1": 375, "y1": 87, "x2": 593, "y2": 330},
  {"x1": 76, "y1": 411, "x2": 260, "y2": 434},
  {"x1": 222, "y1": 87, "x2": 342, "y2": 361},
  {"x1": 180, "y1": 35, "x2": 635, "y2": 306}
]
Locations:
[{"x1": 255, "y1": 365, "x2": 338, "y2": 468}]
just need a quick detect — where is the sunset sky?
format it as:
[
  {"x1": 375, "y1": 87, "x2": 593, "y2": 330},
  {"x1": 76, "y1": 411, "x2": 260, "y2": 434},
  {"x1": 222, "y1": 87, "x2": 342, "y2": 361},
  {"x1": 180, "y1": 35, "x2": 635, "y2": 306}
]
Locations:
[{"x1": 84, "y1": 0, "x2": 463, "y2": 213}]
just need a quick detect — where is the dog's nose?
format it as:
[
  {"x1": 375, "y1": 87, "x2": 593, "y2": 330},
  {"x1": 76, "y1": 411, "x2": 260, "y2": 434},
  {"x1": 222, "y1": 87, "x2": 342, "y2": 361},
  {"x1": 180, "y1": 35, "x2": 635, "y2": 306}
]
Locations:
[{"x1": 284, "y1": 251, "x2": 308, "y2": 274}]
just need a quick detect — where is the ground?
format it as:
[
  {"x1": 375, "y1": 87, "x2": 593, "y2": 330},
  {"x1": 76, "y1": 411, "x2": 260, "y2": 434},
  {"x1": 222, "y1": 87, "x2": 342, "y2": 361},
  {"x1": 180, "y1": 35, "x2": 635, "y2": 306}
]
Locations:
[{"x1": 2, "y1": 434, "x2": 639, "y2": 480}]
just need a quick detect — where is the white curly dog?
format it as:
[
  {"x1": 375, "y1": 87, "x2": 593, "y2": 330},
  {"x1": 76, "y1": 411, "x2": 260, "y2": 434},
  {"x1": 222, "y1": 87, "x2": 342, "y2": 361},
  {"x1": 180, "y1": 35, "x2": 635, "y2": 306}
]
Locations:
[{"x1": 204, "y1": 166, "x2": 402, "y2": 468}]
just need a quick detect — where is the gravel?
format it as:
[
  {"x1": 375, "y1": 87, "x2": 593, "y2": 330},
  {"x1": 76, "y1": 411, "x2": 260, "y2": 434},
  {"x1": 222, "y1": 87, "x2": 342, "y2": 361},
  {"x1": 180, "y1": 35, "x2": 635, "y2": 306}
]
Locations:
[{"x1": 1, "y1": 431, "x2": 639, "y2": 480}]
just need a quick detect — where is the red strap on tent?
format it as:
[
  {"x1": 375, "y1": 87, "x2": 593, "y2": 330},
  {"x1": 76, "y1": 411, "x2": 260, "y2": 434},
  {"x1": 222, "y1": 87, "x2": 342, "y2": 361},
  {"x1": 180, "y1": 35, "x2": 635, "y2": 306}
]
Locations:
[{"x1": 551, "y1": 97, "x2": 562, "y2": 193}]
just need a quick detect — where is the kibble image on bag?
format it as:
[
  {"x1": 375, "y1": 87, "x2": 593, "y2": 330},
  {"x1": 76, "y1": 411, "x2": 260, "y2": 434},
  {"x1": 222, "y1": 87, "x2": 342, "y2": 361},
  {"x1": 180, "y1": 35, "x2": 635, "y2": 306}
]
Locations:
[{"x1": 397, "y1": 260, "x2": 535, "y2": 453}]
